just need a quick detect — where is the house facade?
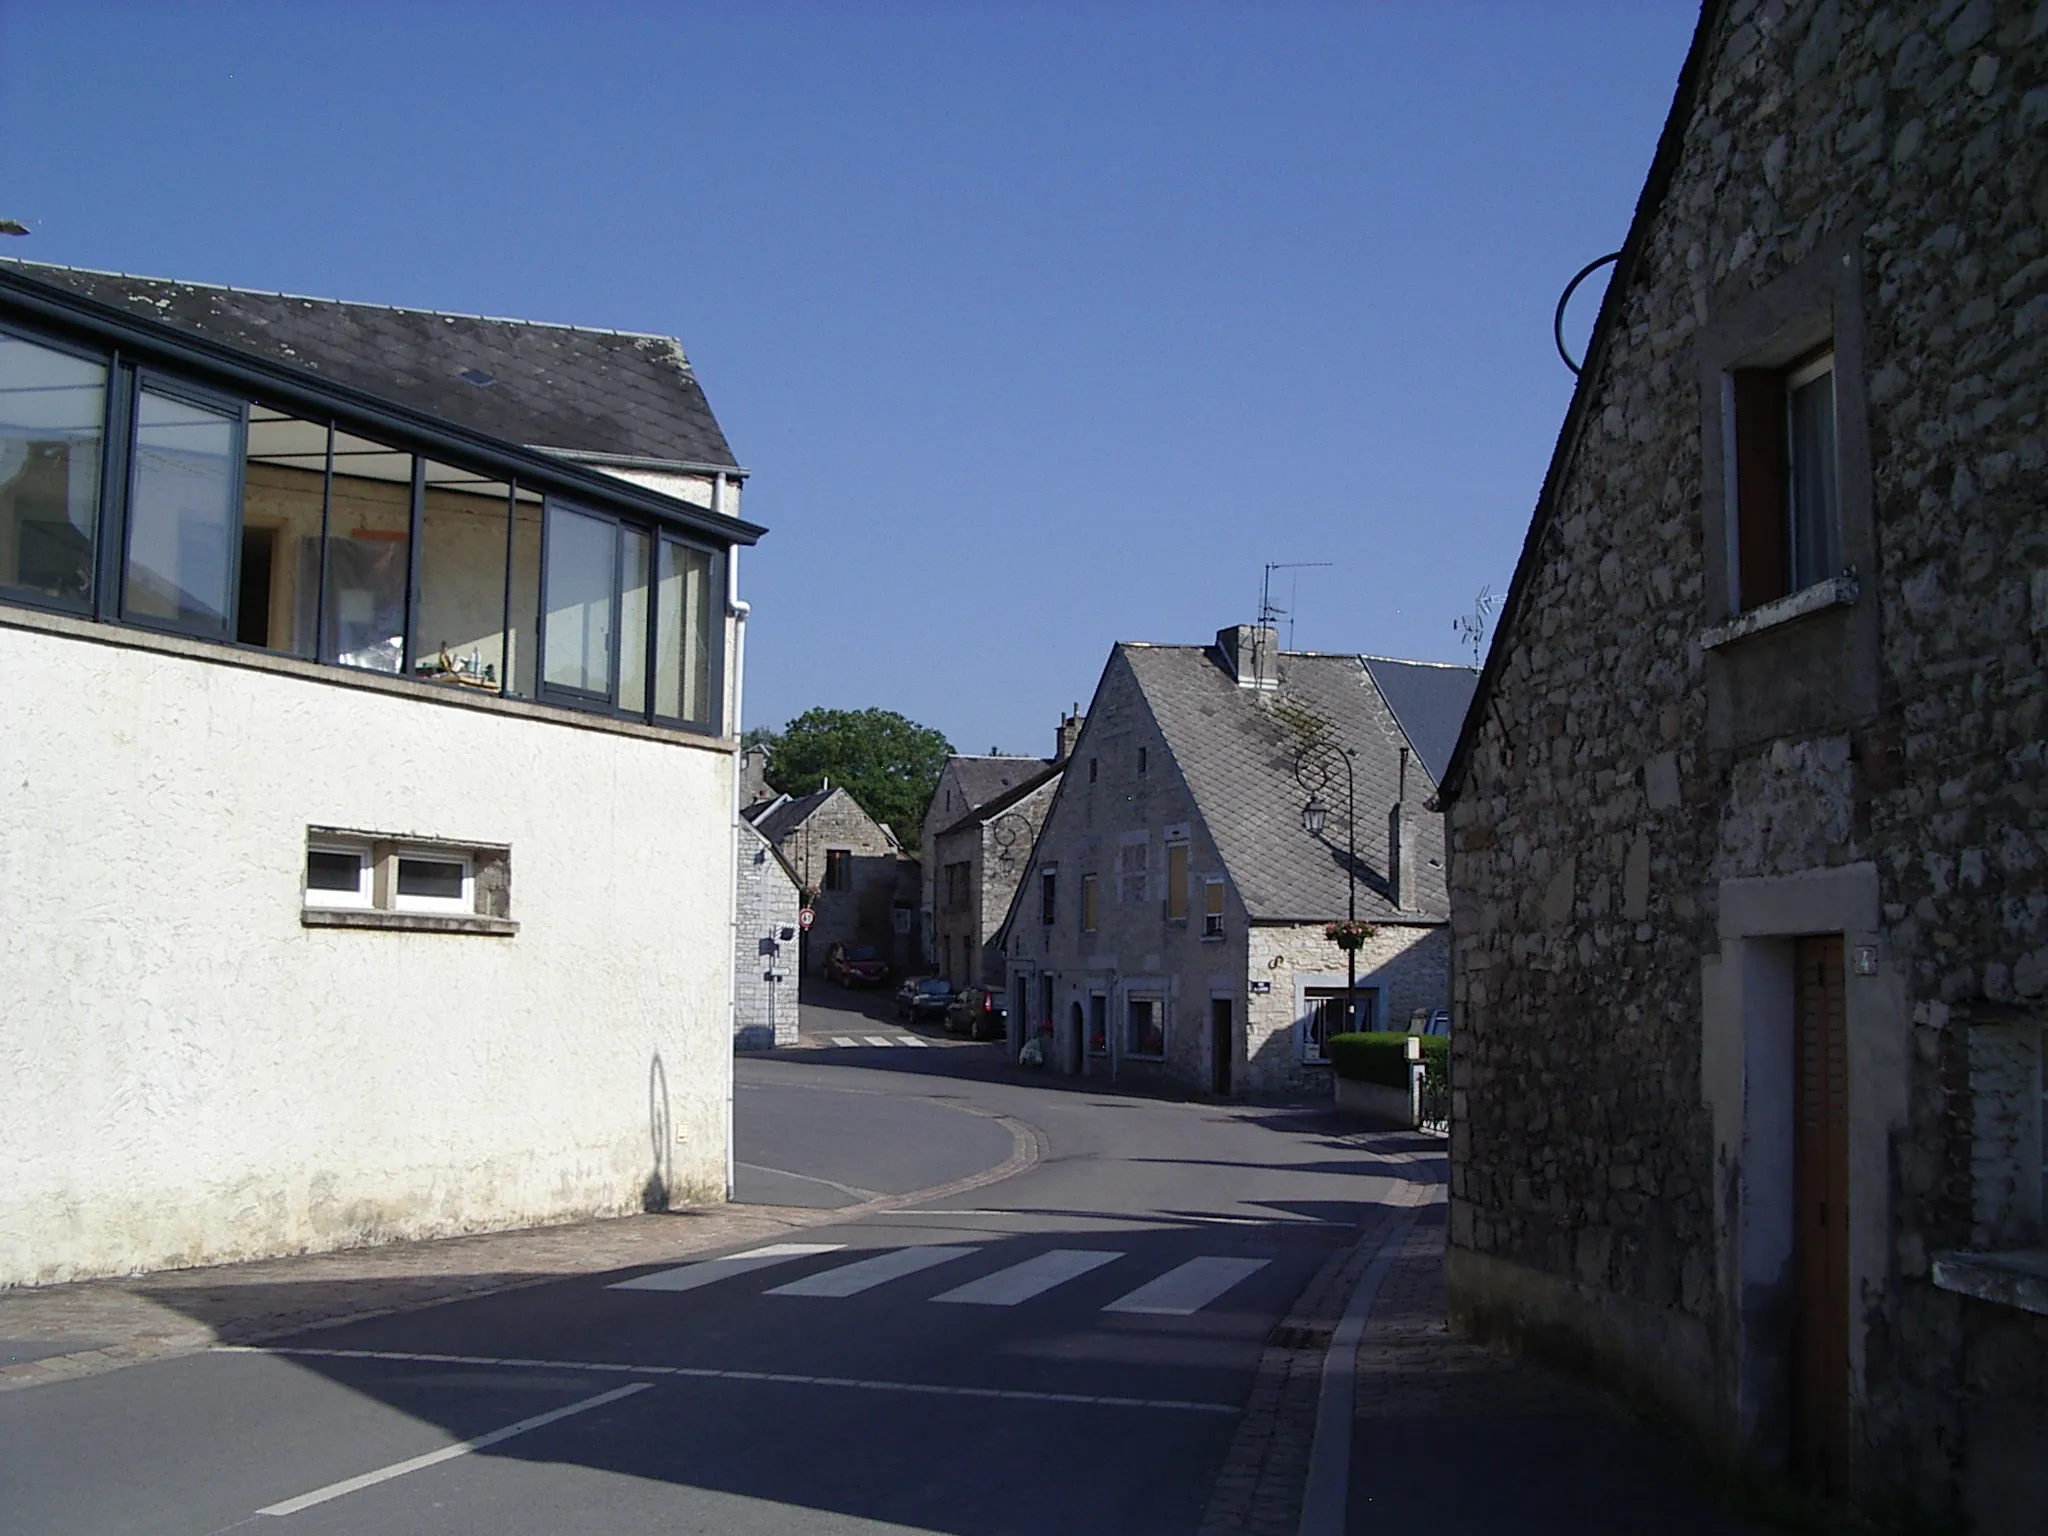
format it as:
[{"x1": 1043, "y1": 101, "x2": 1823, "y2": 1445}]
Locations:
[
  {"x1": 746, "y1": 785, "x2": 917, "y2": 976},
  {"x1": 932, "y1": 762, "x2": 1062, "y2": 990},
  {"x1": 919, "y1": 739, "x2": 1066, "y2": 969},
  {"x1": 1437, "y1": 2, "x2": 2047, "y2": 1524},
  {"x1": 1004, "y1": 627, "x2": 1473, "y2": 1096},
  {"x1": 0, "y1": 262, "x2": 761, "y2": 1286},
  {"x1": 734, "y1": 820, "x2": 802, "y2": 1049}
]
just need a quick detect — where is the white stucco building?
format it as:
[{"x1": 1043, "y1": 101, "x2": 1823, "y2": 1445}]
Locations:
[{"x1": 0, "y1": 261, "x2": 763, "y2": 1286}]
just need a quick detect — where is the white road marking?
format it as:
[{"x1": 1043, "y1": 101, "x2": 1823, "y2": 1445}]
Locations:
[
  {"x1": 733, "y1": 1161, "x2": 879, "y2": 1201},
  {"x1": 765, "y1": 1245, "x2": 980, "y2": 1298},
  {"x1": 222, "y1": 1346, "x2": 1238, "y2": 1414},
  {"x1": 896, "y1": 1035, "x2": 928, "y2": 1047},
  {"x1": 256, "y1": 1381, "x2": 651, "y2": 1516},
  {"x1": 608, "y1": 1242, "x2": 845, "y2": 1293},
  {"x1": 831, "y1": 1036, "x2": 860, "y2": 1047},
  {"x1": 932, "y1": 1248, "x2": 1123, "y2": 1306},
  {"x1": 862, "y1": 1035, "x2": 894, "y2": 1047},
  {"x1": 1102, "y1": 1256, "x2": 1270, "y2": 1316}
]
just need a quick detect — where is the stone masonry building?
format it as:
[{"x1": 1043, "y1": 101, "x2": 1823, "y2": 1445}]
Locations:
[
  {"x1": 734, "y1": 819, "x2": 802, "y2": 1049},
  {"x1": 745, "y1": 784, "x2": 917, "y2": 977},
  {"x1": 919, "y1": 728, "x2": 1072, "y2": 970},
  {"x1": 932, "y1": 761, "x2": 1063, "y2": 990},
  {"x1": 1004, "y1": 625, "x2": 1474, "y2": 1097},
  {"x1": 1436, "y1": 2, "x2": 2046, "y2": 1525}
]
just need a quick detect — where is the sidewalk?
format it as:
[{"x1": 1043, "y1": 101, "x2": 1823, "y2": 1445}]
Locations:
[{"x1": 1347, "y1": 1206, "x2": 1762, "y2": 1534}]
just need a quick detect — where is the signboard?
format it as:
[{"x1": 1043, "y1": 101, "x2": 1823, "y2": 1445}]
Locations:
[{"x1": 798, "y1": 908, "x2": 815, "y2": 931}]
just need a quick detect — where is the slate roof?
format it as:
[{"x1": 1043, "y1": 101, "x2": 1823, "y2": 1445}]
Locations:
[
  {"x1": 949, "y1": 756, "x2": 1052, "y2": 811},
  {"x1": 1120, "y1": 644, "x2": 1447, "y2": 923},
  {"x1": 935, "y1": 761, "x2": 1063, "y2": 839},
  {"x1": 1359, "y1": 657, "x2": 1480, "y2": 786},
  {"x1": 743, "y1": 787, "x2": 835, "y2": 844},
  {"x1": 0, "y1": 261, "x2": 739, "y2": 470}
]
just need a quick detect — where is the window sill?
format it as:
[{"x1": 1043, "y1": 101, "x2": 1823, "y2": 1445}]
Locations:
[
  {"x1": 1699, "y1": 575, "x2": 1859, "y2": 651},
  {"x1": 302, "y1": 908, "x2": 519, "y2": 938},
  {"x1": 1931, "y1": 1248, "x2": 2048, "y2": 1317},
  {"x1": 1199, "y1": 933, "x2": 1226, "y2": 943}
]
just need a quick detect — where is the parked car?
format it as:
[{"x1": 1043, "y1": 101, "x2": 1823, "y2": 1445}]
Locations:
[
  {"x1": 824, "y1": 942, "x2": 890, "y2": 988},
  {"x1": 894, "y1": 976, "x2": 953, "y2": 1022},
  {"x1": 945, "y1": 985, "x2": 1008, "y2": 1041},
  {"x1": 1412, "y1": 1007, "x2": 1451, "y2": 1037}
]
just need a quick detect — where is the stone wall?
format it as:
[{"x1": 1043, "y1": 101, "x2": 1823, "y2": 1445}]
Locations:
[
  {"x1": 1245, "y1": 921, "x2": 1450, "y2": 1097},
  {"x1": 735, "y1": 823, "x2": 800, "y2": 1049},
  {"x1": 775, "y1": 789, "x2": 914, "y2": 975},
  {"x1": 1444, "y1": 1, "x2": 2048, "y2": 1522}
]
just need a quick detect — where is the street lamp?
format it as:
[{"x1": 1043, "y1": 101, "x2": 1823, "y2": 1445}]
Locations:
[{"x1": 1301, "y1": 749, "x2": 1359, "y2": 1037}]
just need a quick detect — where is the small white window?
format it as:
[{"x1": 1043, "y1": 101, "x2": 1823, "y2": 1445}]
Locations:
[
  {"x1": 1203, "y1": 877, "x2": 1225, "y2": 938},
  {"x1": 393, "y1": 850, "x2": 475, "y2": 915},
  {"x1": 304, "y1": 844, "x2": 372, "y2": 909}
]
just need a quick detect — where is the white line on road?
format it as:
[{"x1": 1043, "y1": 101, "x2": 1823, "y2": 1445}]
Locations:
[
  {"x1": 222, "y1": 1346, "x2": 1238, "y2": 1415},
  {"x1": 256, "y1": 1381, "x2": 651, "y2": 1517},
  {"x1": 765, "y1": 1245, "x2": 980, "y2": 1298},
  {"x1": 1102, "y1": 1256, "x2": 1270, "y2": 1316},
  {"x1": 831, "y1": 1036, "x2": 860, "y2": 1047},
  {"x1": 932, "y1": 1248, "x2": 1122, "y2": 1306},
  {"x1": 862, "y1": 1035, "x2": 894, "y2": 1047},
  {"x1": 896, "y1": 1035, "x2": 928, "y2": 1047},
  {"x1": 733, "y1": 1161, "x2": 880, "y2": 1201},
  {"x1": 608, "y1": 1242, "x2": 845, "y2": 1293}
]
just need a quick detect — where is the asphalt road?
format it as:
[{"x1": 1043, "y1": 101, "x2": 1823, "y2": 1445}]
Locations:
[{"x1": 0, "y1": 1046, "x2": 1410, "y2": 1536}]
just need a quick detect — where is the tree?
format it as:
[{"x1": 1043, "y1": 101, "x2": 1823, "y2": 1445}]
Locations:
[{"x1": 765, "y1": 708, "x2": 953, "y2": 839}]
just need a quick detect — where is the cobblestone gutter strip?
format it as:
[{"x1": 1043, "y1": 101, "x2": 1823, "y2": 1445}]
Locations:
[
  {"x1": 0, "y1": 1104, "x2": 1043, "y2": 1396},
  {"x1": 1197, "y1": 1138, "x2": 1442, "y2": 1536}
]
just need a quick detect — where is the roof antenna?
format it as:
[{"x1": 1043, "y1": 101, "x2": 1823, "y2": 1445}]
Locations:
[
  {"x1": 1259, "y1": 561, "x2": 1332, "y2": 660},
  {"x1": 1453, "y1": 584, "x2": 1503, "y2": 666}
]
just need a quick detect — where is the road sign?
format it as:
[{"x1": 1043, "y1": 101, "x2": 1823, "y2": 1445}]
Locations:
[{"x1": 798, "y1": 908, "x2": 814, "y2": 931}]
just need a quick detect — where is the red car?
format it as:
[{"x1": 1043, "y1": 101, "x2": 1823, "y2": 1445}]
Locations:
[{"x1": 824, "y1": 942, "x2": 890, "y2": 987}]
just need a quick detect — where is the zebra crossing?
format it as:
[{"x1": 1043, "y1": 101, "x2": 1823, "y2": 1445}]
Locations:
[
  {"x1": 820, "y1": 1034, "x2": 930, "y2": 1048},
  {"x1": 610, "y1": 1241, "x2": 1270, "y2": 1317}
]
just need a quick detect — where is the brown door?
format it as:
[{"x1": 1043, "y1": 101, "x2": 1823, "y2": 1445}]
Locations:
[
  {"x1": 1211, "y1": 998, "x2": 1233, "y2": 1097},
  {"x1": 1792, "y1": 935, "x2": 1850, "y2": 1488}
]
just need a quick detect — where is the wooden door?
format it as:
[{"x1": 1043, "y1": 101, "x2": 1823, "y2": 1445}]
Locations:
[
  {"x1": 1211, "y1": 998, "x2": 1233, "y2": 1097},
  {"x1": 1792, "y1": 934, "x2": 1850, "y2": 1488}
]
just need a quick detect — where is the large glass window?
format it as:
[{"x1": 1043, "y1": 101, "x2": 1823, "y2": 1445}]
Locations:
[
  {"x1": 619, "y1": 526, "x2": 652, "y2": 715},
  {"x1": 240, "y1": 405, "x2": 330, "y2": 656},
  {"x1": 542, "y1": 503, "x2": 617, "y2": 698},
  {"x1": 323, "y1": 427, "x2": 411, "y2": 672},
  {"x1": 0, "y1": 331, "x2": 105, "y2": 609},
  {"x1": 123, "y1": 385, "x2": 242, "y2": 637},
  {"x1": 655, "y1": 537, "x2": 714, "y2": 725},
  {"x1": 411, "y1": 461, "x2": 514, "y2": 690}
]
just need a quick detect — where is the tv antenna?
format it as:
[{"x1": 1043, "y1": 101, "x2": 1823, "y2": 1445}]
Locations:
[
  {"x1": 1454, "y1": 584, "x2": 1504, "y2": 666},
  {"x1": 1259, "y1": 562, "x2": 1334, "y2": 652}
]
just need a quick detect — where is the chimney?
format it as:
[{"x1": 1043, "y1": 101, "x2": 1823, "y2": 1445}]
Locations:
[
  {"x1": 1215, "y1": 625, "x2": 1279, "y2": 690},
  {"x1": 1055, "y1": 705, "x2": 1084, "y2": 763},
  {"x1": 1388, "y1": 747, "x2": 1416, "y2": 909}
]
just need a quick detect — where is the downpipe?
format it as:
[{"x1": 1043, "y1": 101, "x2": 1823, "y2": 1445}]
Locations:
[{"x1": 721, "y1": 477, "x2": 747, "y2": 1203}]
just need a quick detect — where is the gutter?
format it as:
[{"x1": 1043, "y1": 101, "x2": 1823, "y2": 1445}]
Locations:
[
  {"x1": 535, "y1": 446, "x2": 752, "y2": 481},
  {"x1": 722, "y1": 471, "x2": 748, "y2": 1204}
]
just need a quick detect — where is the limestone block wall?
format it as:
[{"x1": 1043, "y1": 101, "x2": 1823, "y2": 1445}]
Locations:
[
  {"x1": 735, "y1": 825, "x2": 800, "y2": 1049},
  {"x1": 1445, "y1": 1, "x2": 2048, "y2": 1520},
  {"x1": 0, "y1": 614, "x2": 737, "y2": 1286},
  {"x1": 778, "y1": 791, "x2": 910, "y2": 974},
  {"x1": 1245, "y1": 922, "x2": 1450, "y2": 1096}
]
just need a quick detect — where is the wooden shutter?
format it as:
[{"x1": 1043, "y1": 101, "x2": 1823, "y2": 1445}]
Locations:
[
  {"x1": 1792, "y1": 934, "x2": 1851, "y2": 1489},
  {"x1": 1732, "y1": 368, "x2": 1791, "y2": 610}
]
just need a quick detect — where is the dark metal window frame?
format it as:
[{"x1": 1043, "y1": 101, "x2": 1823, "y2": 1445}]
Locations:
[
  {"x1": 0, "y1": 277, "x2": 749, "y2": 740},
  {"x1": 118, "y1": 369, "x2": 251, "y2": 645},
  {"x1": 0, "y1": 316, "x2": 118, "y2": 619},
  {"x1": 533, "y1": 496, "x2": 726, "y2": 735}
]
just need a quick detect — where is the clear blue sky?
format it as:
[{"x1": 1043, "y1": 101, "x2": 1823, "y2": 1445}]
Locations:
[{"x1": 2, "y1": 1, "x2": 1698, "y2": 757}]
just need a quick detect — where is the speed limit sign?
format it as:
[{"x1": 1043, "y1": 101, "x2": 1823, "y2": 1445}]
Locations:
[{"x1": 798, "y1": 908, "x2": 815, "y2": 930}]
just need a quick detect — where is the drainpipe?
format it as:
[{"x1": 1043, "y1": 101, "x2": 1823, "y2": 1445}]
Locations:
[{"x1": 721, "y1": 474, "x2": 747, "y2": 1203}]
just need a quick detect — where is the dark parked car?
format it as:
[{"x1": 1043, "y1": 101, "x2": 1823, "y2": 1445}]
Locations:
[
  {"x1": 945, "y1": 985, "x2": 1008, "y2": 1040},
  {"x1": 824, "y1": 942, "x2": 890, "y2": 988},
  {"x1": 894, "y1": 977, "x2": 953, "y2": 1022}
]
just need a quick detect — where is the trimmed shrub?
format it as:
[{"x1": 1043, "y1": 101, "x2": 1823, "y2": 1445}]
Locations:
[{"x1": 1327, "y1": 1031, "x2": 1448, "y2": 1091}]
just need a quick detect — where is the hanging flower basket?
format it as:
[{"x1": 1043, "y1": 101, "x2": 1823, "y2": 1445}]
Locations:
[{"x1": 1325, "y1": 919, "x2": 1377, "y2": 952}]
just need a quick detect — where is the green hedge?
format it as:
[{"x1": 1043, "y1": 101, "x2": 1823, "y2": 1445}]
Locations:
[{"x1": 1327, "y1": 1031, "x2": 1447, "y2": 1090}]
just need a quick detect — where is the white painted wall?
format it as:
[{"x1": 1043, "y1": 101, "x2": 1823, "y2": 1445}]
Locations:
[{"x1": 0, "y1": 618, "x2": 736, "y2": 1286}]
